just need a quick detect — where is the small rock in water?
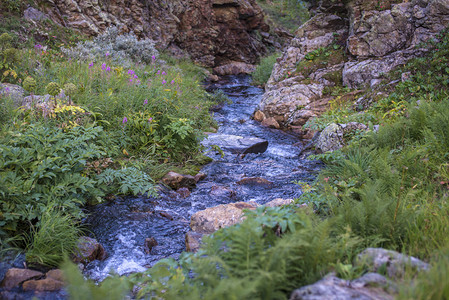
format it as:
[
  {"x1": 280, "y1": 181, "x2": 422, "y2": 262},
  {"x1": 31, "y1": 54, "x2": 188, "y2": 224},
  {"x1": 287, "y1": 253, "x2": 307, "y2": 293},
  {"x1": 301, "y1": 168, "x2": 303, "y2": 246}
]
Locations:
[
  {"x1": 202, "y1": 134, "x2": 268, "y2": 154},
  {"x1": 209, "y1": 185, "x2": 236, "y2": 199},
  {"x1": 261, "y1": 117, "x2": 280, "y2": 129},
  {"x1": 144, "y1": 237, "x2": 158, "y2": 254},
  {"x1": 72, "y1": 236, "x2": 107, "y2": 264},
  {"x1": 176, "y1": 187, "x2": 191, "y2": 198},
  {"x1": 237, "y1": 177, "x2": 273, "y2": 188},
  {"x1": 159, "y1": 211, "x2": 174, "y2": 220},
  {"x1": 162, "y1": 171, "x2": 196, "y2": 190},
  {"x1": 253, "y1": 110, "x2": 266, "y2": 122}
]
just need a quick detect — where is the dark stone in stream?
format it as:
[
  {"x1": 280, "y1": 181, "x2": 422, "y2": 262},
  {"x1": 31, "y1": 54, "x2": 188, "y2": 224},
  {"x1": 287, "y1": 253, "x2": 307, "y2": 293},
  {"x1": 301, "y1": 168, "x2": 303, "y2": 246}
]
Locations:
[
  {"x1": 144, "y1": 237, "x2": 158, "y2": 254},
  {"x1": 161, "y1": 171, "x2": 196, "y2": 190},
  {"x1": 209, "y1": 185, "x2": 236, "y2": 199},
  {"x1": 236, "y1": 177, "x2": 273, "y2": 187},
  {"x1": 176, "y1": 187, "x2": 191, "y2": 198},
  {"x1": 201, "y1": 134, "x2": 268, "y2": 154},
  {"x1": 72, "y1": 236, "x2": 107, "y2": 264},
  {"x1": 194, "y1": 172, "x2": 207, "y2": 183},
  {"x1": 159, "y1": 211, "x2": 174, "y2": 221}
]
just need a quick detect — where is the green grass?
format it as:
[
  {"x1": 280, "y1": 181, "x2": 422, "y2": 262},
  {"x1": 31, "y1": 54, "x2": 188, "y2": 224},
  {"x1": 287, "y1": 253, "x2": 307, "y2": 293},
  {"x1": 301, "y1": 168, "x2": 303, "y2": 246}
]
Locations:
[
  {"x1": 251, "y1": 52, "x2": 280, "y2": 86},
  {"x1": 257, "y1": 0, "x2": 310, "y2": 33}
]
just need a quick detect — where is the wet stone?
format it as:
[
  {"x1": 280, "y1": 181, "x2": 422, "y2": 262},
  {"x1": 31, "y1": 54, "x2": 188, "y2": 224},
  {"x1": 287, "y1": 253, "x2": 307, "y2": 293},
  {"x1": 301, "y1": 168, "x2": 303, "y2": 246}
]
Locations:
[
  {"x1": 22, "y1": 277, "x2": 64, "y2": 292},
  {"x1": 162, "y1": 171, "x2": 196, "y2": 190},
  {"x1": 201, "y1": 134, "x2": 269, "y2": 154},
  {"x1": 72, "y1": 236, "x2": 107, "y2": 264},
  {"x1": 236, "y1": 177, "x2": 273, "y2": 187},
  {"x1": 185, "y1": 231, "x2": 204, "y2": 252},
  {"x1": 0, "y1": 268, "x2": 43, "y2": 290},
  {"x1": 144, "y1": 237, "x2": 158, "y2": 254},
  {"x1": 194, "y1": 172, "x2": 207, "y2": 183},
  {"x1": 176, "y1": 187, "x2": 191, "y2": 198}
]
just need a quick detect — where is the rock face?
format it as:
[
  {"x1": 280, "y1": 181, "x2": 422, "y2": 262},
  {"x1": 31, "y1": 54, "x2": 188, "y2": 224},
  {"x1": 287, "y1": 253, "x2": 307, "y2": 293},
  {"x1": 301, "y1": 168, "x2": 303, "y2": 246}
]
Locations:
[
  {"x1": 38, "y1": 0, "x2": 273, "y2": 72},
  {"x1": 260, "y1": 0, "x2": 449, "y2": 128},
  {"x1": 190, "y1": 202, "x2": 257, "y2": 234},
  {"x1": 202, "y1": 134, "x2": 269, "y2": 154}
]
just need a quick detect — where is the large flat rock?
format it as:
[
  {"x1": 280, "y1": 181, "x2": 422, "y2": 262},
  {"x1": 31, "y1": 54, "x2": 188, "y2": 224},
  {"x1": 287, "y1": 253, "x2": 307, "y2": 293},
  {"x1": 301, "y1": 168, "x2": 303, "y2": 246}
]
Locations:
[{"x1": 202, "y1": 134, "x2": 268, "y2": 154}]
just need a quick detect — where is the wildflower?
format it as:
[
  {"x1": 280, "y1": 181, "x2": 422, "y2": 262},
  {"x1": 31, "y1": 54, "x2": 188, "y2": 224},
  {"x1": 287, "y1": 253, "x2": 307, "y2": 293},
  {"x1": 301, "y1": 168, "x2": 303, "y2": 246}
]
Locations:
[
  {"x1": 122, "y1": 117, "x2": 128, "y2": 124},
  {"x1": 89, "y1": 62, "x2": 94, "y2": 68},
  {"x1": 129, "y1": 78, "x2": 133, "y2": 82},
  {"x1": 144, "y1": 99, "x2": 148, "y2": 105},
  {"x1": 162, "y1": 71, "x2": 166, "y2": 75},
  {"x1": 162, "y1": 79, "x2": 166, "y2": 84},
  {"x1": 171, "y1": 80, "x2": 175, "y2": 85},
  {"x1": 106, "y1": 66, "x2": 111, "y2": 72},
  {"x1": 195, "y1": 106, "x2": 200, "y2": 110},
  {"x1": 106, "y1": 52, "x2": 110, "y2": 57},
  {"x1": 324, "y1": 177, "x2": 329, "y2": 182},
  {"x1": 34, "y1": 44, "x2": 43, "y2": 50},
  {"x1": 134, "y1": 74, "x2": 138, "y2": 79},
  {"x1": 136, "y1": 80, "x2": 141, "y2": 85},
  {"x1": 128, "y1": 69, "x2": 135, "y2": 75},
  {"x1": 148, "y1": 117, "x2": 153, "y2": 122},
  {"x1": 102, "y1": 63, "x2": 107, "y2": 70},
  {"x1": 152, "y1": 55, "x2": 156, "y2": 61},
  {"x1": 157, "y1": 70, "x2": 160, "y2": 75}
]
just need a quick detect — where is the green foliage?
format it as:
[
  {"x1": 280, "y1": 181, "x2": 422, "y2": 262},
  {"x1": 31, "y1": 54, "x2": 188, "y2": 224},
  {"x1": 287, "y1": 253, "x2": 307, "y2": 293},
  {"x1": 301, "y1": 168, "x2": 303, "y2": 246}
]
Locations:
[
  {"x1": 398, "y1": 248, "x2": 449, "y2": 300},
  {"x1": 257, "y1": 0, "x2": 310, "y2": 32},
  {"x1": 251, "y1": 52, "x2": 280, "y2": 86},
  {"x1": 0, "y1": 33, "x2": 20, "y2": 83},
  {"x1": 62, "y1": 260, "x2": 131, "y2": 300},
  {"x1": 24, "y1": 207, "x2": 82, "y2": 267},
  {"x1": 46, "y1": 81, "x2": 61, "y2": 97},
  {"x1": 23, "y1": 76, "x2": 37, "y2": 93},
  {"x1": 129, "y1": 206, "x2": 362, "y2": 299}
]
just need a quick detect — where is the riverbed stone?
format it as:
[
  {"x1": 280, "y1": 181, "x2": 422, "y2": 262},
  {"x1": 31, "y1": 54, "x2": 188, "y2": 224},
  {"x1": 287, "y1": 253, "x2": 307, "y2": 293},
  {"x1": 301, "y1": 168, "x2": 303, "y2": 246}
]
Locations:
[
  {"x1": 162, "y1": 171, "x2": 196, "y2": 190},
  {"x1": 176, "y1": 187, "x2": 191, "y2": 198},
  {"x1": 209, "y1": 185, "x2": 237, "y2": 199},
  {"x1": 185, "y1": 231, "x2": 204, "y2": 252},
  {"x1": 355, "y1": 248, "x2": 430, "y2": 279},
  {"x1": 202, "y1": 134, "x2": 268, "y2": 154},
  {"x1": 289, "y1": 273, "x2": 395, "y2": 300},
  {"x1": 22, "y1": 277, "x2": 64, "y2": 292},
  {"x1": 261, "y1": 117, "x2": 280, "y2": 129},
  {"x1": 315, "y1": 122, "x2": 369, "y2": 153},
  {"x1": 0, "y1": 268, "x2": 43, "y2": 290},
  {"x1": 144, "y1": 237, "x2": 158, "y2": 254},
  {"x1": 190, "y1": 202, "x2": 257, "y2": 234},
  {"x1": 236, "y1": 177, "x2": 273, "y2": 187},
  {"x1": 72, "y1": 236, "x2": 107, "y2": 264},
  {"x1": 253, "y1": 110, "x2": 266, "y2": 122}
]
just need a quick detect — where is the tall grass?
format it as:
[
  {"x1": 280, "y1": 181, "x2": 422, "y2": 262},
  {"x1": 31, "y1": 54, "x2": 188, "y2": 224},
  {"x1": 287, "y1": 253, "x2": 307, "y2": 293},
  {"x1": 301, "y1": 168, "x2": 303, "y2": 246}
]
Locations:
[{"x1": 251, "y1": 53, "x2": 280, "y2": 86}]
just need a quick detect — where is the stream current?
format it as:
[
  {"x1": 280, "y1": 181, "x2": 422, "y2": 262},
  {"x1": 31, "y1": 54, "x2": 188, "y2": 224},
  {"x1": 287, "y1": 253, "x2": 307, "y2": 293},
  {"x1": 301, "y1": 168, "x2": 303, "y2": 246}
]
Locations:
[{"x1": 84, "y1": 75, "x2": 321, "y2": 281}]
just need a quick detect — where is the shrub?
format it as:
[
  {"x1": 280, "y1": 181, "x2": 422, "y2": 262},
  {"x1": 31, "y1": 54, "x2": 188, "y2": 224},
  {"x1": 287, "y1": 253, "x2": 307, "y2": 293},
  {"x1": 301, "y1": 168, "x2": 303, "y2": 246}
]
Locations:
[
  {"x1": 62, "y1": 27, "x2": 159, "y2": 66},
  {"x1": 251, "y1": 52, "x2": 280, "y2": 86}
]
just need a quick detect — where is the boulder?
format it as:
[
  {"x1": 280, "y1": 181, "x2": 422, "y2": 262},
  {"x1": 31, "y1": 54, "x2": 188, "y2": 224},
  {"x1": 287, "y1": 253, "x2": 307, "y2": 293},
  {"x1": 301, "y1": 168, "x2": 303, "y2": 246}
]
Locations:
[
  {"x1": 265, "y1": 198, "x2": 294, "y2": 207},
  {"x1": 185, "y1": 231, "x2": 204, "y2": 252},
  {"x1": 290, "y1": 273, "x2": 395, "y2": 300},
  {"x1": 355, "y1": 248, "x2": 430, "y2": 279},
  {"x1": 315, "y1": 122, "x2": 369, "y2": 153},
  {"x1": 202, "y1": 134, "x2": 268, "y2": 154},
  {"x1": 72, "y1": 236, "x2": 107, "y2": 264},
  {"x1": 45, "y1": 269, "x2": 64, "y2": 282},
  {"x1": 0, "y1": 268, "x2": 43, "y2": 290},
  {"x1": 22, "y1": 277, "x2": 64, "y2": 292},
  {"x1": 190, "y1": 202, "x2": 257, "y2": 234},
  {"x1": 162, "y1": 171, "x2": 196, "y2": 190}
]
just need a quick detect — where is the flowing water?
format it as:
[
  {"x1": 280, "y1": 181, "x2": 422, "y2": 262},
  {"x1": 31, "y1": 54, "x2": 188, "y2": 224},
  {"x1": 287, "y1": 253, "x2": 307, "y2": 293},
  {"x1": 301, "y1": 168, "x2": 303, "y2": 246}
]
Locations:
[{"x1": 83, "y1": 75, "x2": 322, "y2": 281}]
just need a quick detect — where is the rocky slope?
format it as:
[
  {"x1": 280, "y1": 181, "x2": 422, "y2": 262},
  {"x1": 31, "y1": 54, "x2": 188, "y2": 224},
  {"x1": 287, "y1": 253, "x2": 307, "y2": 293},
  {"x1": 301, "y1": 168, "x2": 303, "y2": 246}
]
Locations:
[
  {"x1": 257, "y1": 0, "x2": 449, "y2": 135},
  {"x1": 35, "y1": 0, "x2": 280, "y2": 74}
]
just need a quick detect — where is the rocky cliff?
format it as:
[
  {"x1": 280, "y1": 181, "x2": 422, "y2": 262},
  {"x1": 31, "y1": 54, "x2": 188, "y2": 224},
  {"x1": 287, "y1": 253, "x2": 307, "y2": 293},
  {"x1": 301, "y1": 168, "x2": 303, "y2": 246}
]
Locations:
[
  {"x1": 36, "y1": 0, "x2": 278, "y2": 74},
  {"x1": 257, "y1": 0, "x2": 449, "y2": 134}
]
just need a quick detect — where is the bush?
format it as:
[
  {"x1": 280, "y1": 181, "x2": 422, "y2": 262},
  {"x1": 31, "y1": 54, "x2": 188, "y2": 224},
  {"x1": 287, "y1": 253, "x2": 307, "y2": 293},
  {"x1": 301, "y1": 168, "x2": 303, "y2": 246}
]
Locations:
[
  {"x1": 251, "y1": 53, "x2": 280, "y2": 86},
  {"x1": 62, "y1": 27, "x2": 159, "y2": 66}
]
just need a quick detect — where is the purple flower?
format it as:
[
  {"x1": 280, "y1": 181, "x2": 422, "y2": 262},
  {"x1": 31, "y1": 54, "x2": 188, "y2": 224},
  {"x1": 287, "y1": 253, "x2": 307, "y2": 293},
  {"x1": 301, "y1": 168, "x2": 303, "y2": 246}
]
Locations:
[
  {"x1": 171, "y1": 80, "x2": 175, "y2": 85},
  {"x1": 148, "y1": 117, "x2": 153, "y2": 122},
  {"x1": 152, "y1": 55, "x2": 156, "y2": 61},
  {"x1": 136, "y1": 80, "x2": 141, "y2": 85},
  {"x1": 157, "y1": 70, "x2": 160, "y2": 75},
  {"x1": 122, "y1": 117, "x2": 128, "y2": 124},
  {"x1": 89, "y1": 62, "x2": 94, "y2": 68},
  {"x1": 128, "y1": 69, "x2": 135, "y2": 75},
  {"x1": 105, "y1": 52, "x2": 110, "y2": 57},
  {"x1": 162, "y1": 79, "x2": 166, "y2": 84},
  {"x1": 134, "y1": 74, "x2": 138, "y2": 79},
  {"x1": 143, "y1": 99, "x2": 148, "y2": 105},
  {"x1": 195, "y1": 106, "x2": 200, "y2": 110},
  {"x1": 129, "y1": 78, "x2": 133, "y2": 82},
  {"x1": 101, "y1": 63, "x2": 107, "y2": 70},
  {"x1": 162, "y1": 71, "x2": 166, "y2": 75},
  {"x1": 106, "y1": 66, "x2": 111, "y2": 72}
]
